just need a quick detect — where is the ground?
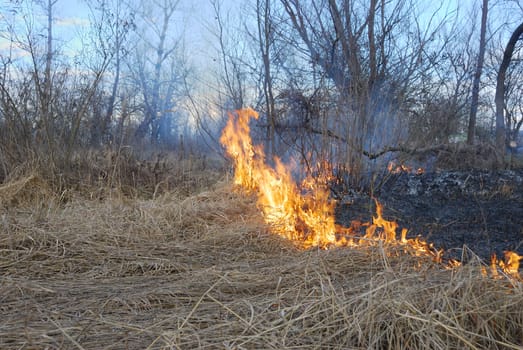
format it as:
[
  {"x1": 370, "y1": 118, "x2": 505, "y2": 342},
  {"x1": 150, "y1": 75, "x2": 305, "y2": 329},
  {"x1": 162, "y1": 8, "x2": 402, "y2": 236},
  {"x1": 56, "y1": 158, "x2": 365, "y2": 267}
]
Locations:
[
  {"x1": 336, "y1": 169, "x2": 523, "y2": 262},
  {"x1": 0, "y1": 171, "x2": 522, "y2": 349}
]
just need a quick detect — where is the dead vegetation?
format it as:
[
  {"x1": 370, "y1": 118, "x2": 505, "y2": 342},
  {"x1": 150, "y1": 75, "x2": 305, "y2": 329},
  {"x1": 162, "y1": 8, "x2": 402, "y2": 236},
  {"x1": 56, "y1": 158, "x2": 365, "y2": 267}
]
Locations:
[
  {"x1": 0, "y1": 148, "x2": 222, "y2": 203},
  {"x1": 0, "y1": 160, "x2": 522, "y2": 350}
]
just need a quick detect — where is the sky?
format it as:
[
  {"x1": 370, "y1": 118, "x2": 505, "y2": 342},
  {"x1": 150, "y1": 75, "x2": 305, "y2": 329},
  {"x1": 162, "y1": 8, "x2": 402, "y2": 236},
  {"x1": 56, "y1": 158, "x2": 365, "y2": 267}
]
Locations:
[
  {"x1": 1, "y1": 0, "x2": 519, "y2": 80},
  {"x1": 0, "y1": 0, "x2": 495, "y2": 60},
  {"x1": 0, "y1": 0, "x2": 236, "y2": 67}
]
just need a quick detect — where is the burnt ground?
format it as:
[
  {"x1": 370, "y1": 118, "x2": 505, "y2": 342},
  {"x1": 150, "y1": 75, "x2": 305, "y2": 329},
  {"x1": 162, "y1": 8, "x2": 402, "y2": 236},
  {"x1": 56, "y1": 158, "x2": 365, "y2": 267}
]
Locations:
[{"x1": 335, "y1": 170, "x2": 523, "y2": 263}]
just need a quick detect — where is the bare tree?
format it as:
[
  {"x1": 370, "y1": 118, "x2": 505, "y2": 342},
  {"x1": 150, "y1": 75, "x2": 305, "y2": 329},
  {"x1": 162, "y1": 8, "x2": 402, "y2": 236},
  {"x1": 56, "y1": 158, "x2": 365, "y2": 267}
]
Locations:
[
  {"x1": 0, "y1": 0, "x2": 110, "y2": 167},
  {"x1": 129, "y1": 0, "x2": 188, "y2": 145},
  {"x1": 37, "y1": 0, "x2": 59, "y2": 165},
  {"x1": 86, "y1": 0, "x2": 136, "y2": 146},
  {"x1": 277, "y1": 0, "x2": 450, "y2": 181},
  {"x1": 210, "y1": 0, "x2": 246, "y2": 110},
  {"x1": 256, "y1": 0, "x2": 277, "y2": 156},
  {"x1": 495, "y1": 21, "x2": 523, "y2": 158},
  {"x1": 467, "y1": 0, "x2": 488, "y2": 144},
  {"x1": 504, "y1": 57, "x2": 523, "y2": 147}
]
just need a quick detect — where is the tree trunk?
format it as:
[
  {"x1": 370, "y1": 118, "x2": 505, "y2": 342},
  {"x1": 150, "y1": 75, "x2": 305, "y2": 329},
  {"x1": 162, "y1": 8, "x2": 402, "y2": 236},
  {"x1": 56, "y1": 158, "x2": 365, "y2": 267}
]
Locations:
[
  {"x1": 495, "y1": 21, "x2": 523, "y2": 160},
  {"x1": 368, "y1": 0, "x2": 377, "y2": 89},
  {"x1": 134, "y1": 2, "x2": 178, "y2": 144},
  {"x1": 102, "y1": 43, "x2": 120, "y2": 144},
  {"x1": 42, "y1": 0, "x2": 58, "y2": 165},
  {"x1": 257, "y1": 0, "x2": 276, "y2": 156},
  {"x1": 467, "y1": 0, "x2": 488, "y2": 145}
]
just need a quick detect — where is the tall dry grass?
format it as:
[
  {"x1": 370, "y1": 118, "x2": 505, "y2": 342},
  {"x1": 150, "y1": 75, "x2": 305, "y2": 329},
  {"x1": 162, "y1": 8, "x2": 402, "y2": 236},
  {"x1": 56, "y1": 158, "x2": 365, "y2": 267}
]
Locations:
[
  {"x1": 0, "y1": 157, "x2": 522, "y2": 349},
  {"x1": 0, "y1": 148, "x2": 222, "y2": 203}
]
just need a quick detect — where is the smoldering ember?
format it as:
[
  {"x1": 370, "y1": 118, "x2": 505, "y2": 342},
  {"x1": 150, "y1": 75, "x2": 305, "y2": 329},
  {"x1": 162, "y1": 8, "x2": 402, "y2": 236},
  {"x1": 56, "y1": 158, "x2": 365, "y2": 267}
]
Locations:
[{"x1": 1, "y1": 0, "x2": 523, "y2": 349}]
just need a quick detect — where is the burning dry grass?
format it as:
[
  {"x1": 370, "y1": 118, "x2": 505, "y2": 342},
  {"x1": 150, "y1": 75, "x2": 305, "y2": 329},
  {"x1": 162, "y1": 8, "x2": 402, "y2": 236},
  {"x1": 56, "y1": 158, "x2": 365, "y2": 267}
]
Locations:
[{"x1": 1, "y1": 174, "x2": 522, "y2": 349}]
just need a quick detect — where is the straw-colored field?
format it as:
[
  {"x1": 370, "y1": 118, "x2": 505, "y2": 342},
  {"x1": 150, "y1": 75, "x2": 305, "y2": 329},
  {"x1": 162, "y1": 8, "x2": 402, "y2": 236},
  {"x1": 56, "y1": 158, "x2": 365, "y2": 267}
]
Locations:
[{"x1": 1, "y1": 171, "x2": 522, "y2": 349}]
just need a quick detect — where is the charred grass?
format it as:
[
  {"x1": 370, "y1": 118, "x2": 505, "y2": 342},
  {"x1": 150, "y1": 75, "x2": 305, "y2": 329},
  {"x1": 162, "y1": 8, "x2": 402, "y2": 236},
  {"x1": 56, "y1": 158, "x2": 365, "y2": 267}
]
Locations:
[{"x1": 0, "y1": 156, "x2": 522, "y2": 349}]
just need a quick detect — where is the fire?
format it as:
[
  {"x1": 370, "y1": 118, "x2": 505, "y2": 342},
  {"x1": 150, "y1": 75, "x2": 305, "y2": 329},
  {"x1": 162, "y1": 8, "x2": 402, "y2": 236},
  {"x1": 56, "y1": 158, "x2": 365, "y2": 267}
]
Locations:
[
  {"x1": 489, "y1": 252, "x2": 522, "y2": 279},
  {"x1": 220, "y1": 108, "x2": 521, "y2": 279},
  {"x1": 387, "y1": 160, "x2": 424, "y2": 175},
  {"x1": 219, "y1": 108, "x2": 425, "y2": 251},
  {"x1": 220, "y1": 108, "x2": 337, "y2": 246}
]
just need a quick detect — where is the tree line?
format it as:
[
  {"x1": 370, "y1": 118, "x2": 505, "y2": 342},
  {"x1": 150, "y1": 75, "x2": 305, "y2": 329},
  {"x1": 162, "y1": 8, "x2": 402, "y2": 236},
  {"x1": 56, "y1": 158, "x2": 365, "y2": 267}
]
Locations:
[{"x1": 0, "y1": 0, "x2": 522, "y2": 183}]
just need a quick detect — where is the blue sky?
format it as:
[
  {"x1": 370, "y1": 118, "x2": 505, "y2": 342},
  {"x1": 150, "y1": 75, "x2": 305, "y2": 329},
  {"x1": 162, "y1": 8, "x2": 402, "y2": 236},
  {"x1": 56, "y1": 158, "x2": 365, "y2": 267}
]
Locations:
[
  {"x1": 0, "y1": 0, "x2": 233, "y2": 65},
  {"x1": 1, "y1": 0, "x2": 519, "y2": 72},
  {"x1": 83, "y1": 0, "x2": 218, "y2": 58}
]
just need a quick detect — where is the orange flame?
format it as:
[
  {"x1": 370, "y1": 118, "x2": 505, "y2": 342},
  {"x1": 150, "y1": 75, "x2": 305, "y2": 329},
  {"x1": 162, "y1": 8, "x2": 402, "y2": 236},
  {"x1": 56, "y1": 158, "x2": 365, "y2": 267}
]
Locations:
[
  {"x1": 220, "y1": 108, "x2": 426, "y2": 251},
  {"x1": 220, "y1": 109, "x2": 520, "y2": 279},
  {"x1": 490, "y1": 252, "x2": 522, "y2": 279},
  {"x1": 220, "y1": 108, "x2": 336, "y2": 247},
  {"x1": 387, "y1": 160, "x2": 424, "y2": 175}
]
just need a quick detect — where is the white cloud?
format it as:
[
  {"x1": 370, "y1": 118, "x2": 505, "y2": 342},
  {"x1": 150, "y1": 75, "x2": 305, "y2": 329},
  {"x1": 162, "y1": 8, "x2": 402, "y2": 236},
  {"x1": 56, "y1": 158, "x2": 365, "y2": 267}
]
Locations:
[
  {"x1": 55, "y1": 17, "x2": 89, "y2": 27},
  {"x1": 0, "y1": 38, "x2": 30, "y2": 59}
]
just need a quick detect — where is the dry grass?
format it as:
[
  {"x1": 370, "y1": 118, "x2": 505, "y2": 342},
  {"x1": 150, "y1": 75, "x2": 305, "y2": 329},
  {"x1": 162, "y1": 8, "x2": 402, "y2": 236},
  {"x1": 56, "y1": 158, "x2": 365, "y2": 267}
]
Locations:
[
  {"x1": 1, "y1": 148, "x2": 222, "y2": 201},
  {"x1": 0, "y1": 171, "x2": 522, "y2": 349}
]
